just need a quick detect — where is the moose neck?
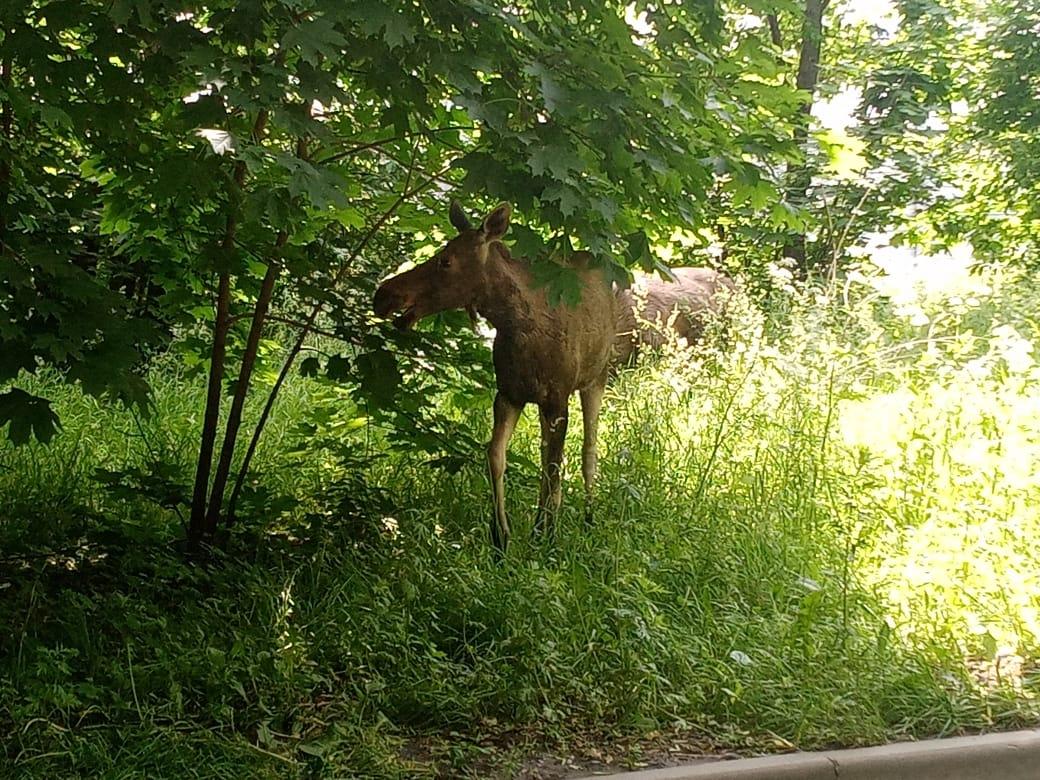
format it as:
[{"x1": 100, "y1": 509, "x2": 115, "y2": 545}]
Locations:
[{"x1": 474, "y1": 244, "x2": 529, "y2": 332}]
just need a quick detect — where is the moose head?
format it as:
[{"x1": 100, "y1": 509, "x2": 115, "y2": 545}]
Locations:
[{"x1": 373, "y1": 201, "x2": 512, "y2": 330}]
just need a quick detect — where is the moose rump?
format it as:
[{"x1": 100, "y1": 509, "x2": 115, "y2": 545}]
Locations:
[{"x1": 614, "y1": 267, "x2": 736, "y2": 365}]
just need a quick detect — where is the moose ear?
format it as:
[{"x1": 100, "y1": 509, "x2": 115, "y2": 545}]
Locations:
[
  {"x1": 448, "y1": 200, "x2": 472, "y2": 232},
  {"x1": 481, "y1": 202, "x2": 512, "y2": 241}
]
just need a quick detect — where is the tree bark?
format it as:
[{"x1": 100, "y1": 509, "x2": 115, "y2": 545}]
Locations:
[
  {"x1": 188, "y1": 270, "x2": 231, "y2": 548},
  {"x1": 0, "y1": 55, "x2": 12, "y2": 240},
  {"x1": 766, "y1": 13, "x2": 782, "y2": 47},
  {"x1": 783, "y1": 0, "x2": 828, "y2": 277},
  {"x1": 795, "y1": 1, "x2": 827, "y2": 107},
  {"x1": 203, "y1": 231, "x2": 286, "y2": 533},
  {"x1": 225, "y1": 321, "x2": 306, "y2": 526}
]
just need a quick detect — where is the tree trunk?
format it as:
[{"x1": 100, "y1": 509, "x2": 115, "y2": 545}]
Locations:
[
  {"x1": 783, "y1": 0, "x2": 828, "y2": 277},
  {"x1": 766, "y1": 13, "x2": 782, "y2": 48},
  {"x1": 226, "y1": 322, "x2": 306, "y2": 526},
  {"x1": 0, "y1": 55, "x2": 12, "y2": 239},
  {"x1": 203, "y1": 233, "x2": 285, "y2": 533},
  {"x1": 186, "y1": 109, "x2": 270, "y2": 548},
  {"x1": 225, "y1": 157, "x2": 451, "y2": 524},
  {"x1": 188, "y1": 271, "x2": 231, "y2": 549}
]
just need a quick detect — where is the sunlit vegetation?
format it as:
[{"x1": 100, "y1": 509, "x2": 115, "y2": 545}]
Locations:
[
  {"x1": 4, "y1": 0, "x2": 1040, "y2": 776},
  {"x1": 3, "y1": 256, "x2": 1039, "y2": 776}
]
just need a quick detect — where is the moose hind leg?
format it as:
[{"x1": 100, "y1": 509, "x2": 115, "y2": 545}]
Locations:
[
  {"x1": 533, "y1": 403, "x2": 568, "y2": 538},
  {"x1": 487, "y1": 393, "x2": 522, "y2": 554},
  {"x1": 580, "y1": 380, "x2": 606, "y2": 525}
]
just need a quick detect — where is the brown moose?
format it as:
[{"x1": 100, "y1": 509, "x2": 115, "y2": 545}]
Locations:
[
  {"x1": 373, "y1": 201, "x2": 616, "y2": 553},
  {"x1": 614, "y1": 267, "x2": 735, "y2": 365}
]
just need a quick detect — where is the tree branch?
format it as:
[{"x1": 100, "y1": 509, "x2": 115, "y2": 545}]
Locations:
[
  {"x1": 315, "y1": 125, "x2": 478, "y2": 166},
  {"x1": 226, "y1": 145, "x2": 460, "y2": 522},
  {"x1": 263, "y1": 314, "x2": 347, "y2": 341}
]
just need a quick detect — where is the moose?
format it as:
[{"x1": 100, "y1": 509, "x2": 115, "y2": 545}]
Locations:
[
  {"x1": 374, "y1": 201, "x2": 736, "y2": 552},
  {"x1": 373, "y1": 201, "x2": 617, "y2": 553},
  {"x1": 614, "y1": 267, "x2": 735, "y2": 365}
]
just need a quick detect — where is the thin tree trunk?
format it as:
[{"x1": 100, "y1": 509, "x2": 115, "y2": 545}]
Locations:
[
  {"x1": 187, "y1": 109, "x2": 270, "y2": 547},
  {"x1": 795, "y1": 1, "x2": 827, "y2": 100},
  {"x1": 206, "y1": 136, "x2": 307, "y2": 531},
  {"x1": 0, "y1": 55, "x2": 12, "y2": 240},
  {"x1": 188, "y1": 271, "x2": 231, "y2": 548},
  {"x1": 784, "y1": 0, "x2": 828, "y2": 276},
  {"x1": 203, "y1": 231, "x2": 286, "y2": 533},
  {"x1": 225, "y1": 323, "x2": 306, "y2": 525},
  {"x1": 766, "y1": 13, "x2": 782, "y2": 47}
]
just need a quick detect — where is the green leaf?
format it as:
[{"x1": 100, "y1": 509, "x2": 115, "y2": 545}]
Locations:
[
  {"x1": 326, "y1": 354, "x2": 352, "y2": 381},
  {"x1": 358, "y1": 5, "x2": 415, "y2": 50},
  {"x1": 108, "y1": 0, "x2": 133, "y2": 25},
  {"x1": 818, "y1": 129, "x2": 869, "y2": 180},
  {"x1": 529, "y1": 259, "x2": 583, "y2": 307},
  {"x1": 332, "y1": 206, "x2": 365, "y2": 229},
  {"x1": 624, "y1": 230, "x2": 654, "y2": 270},
  {"x1": 283, "y1": 17, "x2": 347, "y2": 66},
  {"x1": 0, "y1": 389, "x2": 62, "y2": 444},
  {"x1": 288, "y1": 161, "x2": 349, "y2": 210},
  {"x1": 38, "y1": 104, "x2": 74, "y2": 129},
  {"x1": 356, "y1": 348, "x2": 401, "y2": 408},
  {"x1": 528, "y1": 143, "x2": 581, "y2": 180},
  {"x1": 542, "y1": 182, "x2": 584, "y2": 217},
  {"x1": 600, "y1": 259, "x2": 631, "y2": 291},
  {"x1": 509, "y1": 224, "x2": 548, "y2": 259},
  {"x1": 525, "y1": 62, "x2": 571, "y2": 115},
  {"x1": 201, "y1": 241, "x2": 244, "y2": 274}
]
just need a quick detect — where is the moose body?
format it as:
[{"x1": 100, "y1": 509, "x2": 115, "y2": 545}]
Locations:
[
  {"x1": 614, "y1": 267, "x2": 735, "y2": 364},
  {"x1": 373, "y1": 202, "x2": 616, "y2": 553}
]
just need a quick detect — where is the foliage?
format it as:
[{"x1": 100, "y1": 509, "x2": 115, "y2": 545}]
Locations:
[
  {"x1": 3, "y1": 263, "x2": 1040, "y2": 775},
  {"x1": 0, "y1": 0, "x2": 814, "y2": 545},
  {"x1": 4, "y1": 1, "x2": 1040, "y2": 773},
  {"x1": 795, "y1": 0, "x2": 1040, "y2": 272},
  {"x1": 0, "y1": 0, "x2": 799, "y2": 434}
]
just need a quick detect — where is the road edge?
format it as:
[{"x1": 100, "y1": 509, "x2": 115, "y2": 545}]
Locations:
[{"x1": 575, "y1": 729, "x2": 1040, "y2": 780}]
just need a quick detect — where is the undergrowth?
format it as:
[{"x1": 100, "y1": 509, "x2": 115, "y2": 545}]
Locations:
[{"x1": 2, "y1": 259, "x2": 1039, "y2": 777}]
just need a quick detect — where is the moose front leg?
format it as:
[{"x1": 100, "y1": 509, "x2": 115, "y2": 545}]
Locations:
[
  {"x1": 534, "y1": 402, "x2": 568, "y2": 538},
  {"x1": 487, "y1": 393, "x2": 522, "y2": 554}
]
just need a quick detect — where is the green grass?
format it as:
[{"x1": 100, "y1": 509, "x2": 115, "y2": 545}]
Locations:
[{"x1": 2, "y1": 264, "x2": 1040, "y2": 777}]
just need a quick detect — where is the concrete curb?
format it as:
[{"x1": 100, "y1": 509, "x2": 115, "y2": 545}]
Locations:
[{"x1": 576, "y1": 729, "x2": 1040, "y2": 780}]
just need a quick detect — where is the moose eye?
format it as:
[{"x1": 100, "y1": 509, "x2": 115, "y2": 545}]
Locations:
[{"x1": 439, "y1": 254, "x2": 453, "y2": 269}]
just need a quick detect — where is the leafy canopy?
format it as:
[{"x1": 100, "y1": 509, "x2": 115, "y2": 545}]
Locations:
[{"x1": 1, "y1": 0, "x2": 800, "y2": 443}]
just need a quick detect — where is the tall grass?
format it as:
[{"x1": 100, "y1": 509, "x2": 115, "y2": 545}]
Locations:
[{"x1": 2, "y1": 259, "x2": 1039, "y2": 777}]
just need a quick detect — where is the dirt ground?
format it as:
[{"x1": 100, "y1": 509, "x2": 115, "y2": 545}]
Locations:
[{"x1": 402, "y1": 724, "x2": 786, "y2": 778}]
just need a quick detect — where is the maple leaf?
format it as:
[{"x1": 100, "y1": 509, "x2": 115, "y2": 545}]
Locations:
[{"x1": 0, "y1": 389, "x2": 62, "y2": 444}]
